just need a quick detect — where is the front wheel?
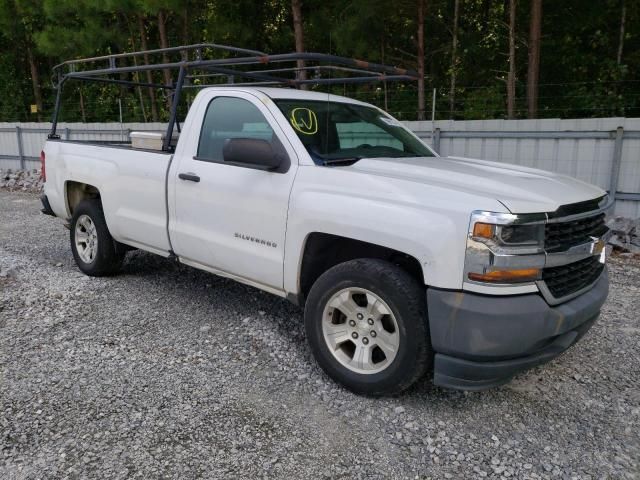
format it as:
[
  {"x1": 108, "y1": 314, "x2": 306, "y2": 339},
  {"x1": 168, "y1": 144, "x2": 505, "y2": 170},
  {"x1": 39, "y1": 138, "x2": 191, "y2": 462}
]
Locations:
[
  {"x1": 304, "y1": 259, "x2": 432, "y2": 396},
  {"x1": 70, "y1": 199, "x2": 124, "y2": 276}
]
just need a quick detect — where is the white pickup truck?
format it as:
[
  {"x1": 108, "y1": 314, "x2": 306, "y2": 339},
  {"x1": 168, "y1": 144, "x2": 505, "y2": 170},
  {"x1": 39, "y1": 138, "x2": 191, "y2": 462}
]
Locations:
[{"x1": 41, "y1": 86, "x2": 610, "y2": 395}]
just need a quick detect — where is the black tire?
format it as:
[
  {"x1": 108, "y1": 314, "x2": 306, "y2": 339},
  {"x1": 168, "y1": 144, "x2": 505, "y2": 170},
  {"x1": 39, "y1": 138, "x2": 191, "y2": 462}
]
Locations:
[
  {"x1": 304, "y1": 258, "x2": 432, "y2": 396},
  {"x1": 70, "y1": 199, "x2": 124, "y2": 276}
]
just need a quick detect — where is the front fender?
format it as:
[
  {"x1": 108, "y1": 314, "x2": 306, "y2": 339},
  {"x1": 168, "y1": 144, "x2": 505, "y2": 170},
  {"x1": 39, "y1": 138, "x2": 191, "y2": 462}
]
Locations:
[{"x1": 283, "y1": 166, "x2": 504, "y2": 295}]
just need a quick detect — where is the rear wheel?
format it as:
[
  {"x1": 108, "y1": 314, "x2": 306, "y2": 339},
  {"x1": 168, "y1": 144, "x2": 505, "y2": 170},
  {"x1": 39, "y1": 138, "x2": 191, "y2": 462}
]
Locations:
[
  {"x1": 70, "y1": 199, "x2": 124, "y2": 276},
  {"x1": 304, "y1": 258, "x2": 432, "y2": 396}
]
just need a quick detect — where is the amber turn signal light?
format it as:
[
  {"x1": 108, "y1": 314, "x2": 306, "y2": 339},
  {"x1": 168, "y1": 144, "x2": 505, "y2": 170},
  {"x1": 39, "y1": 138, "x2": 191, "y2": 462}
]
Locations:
[
  {"x1": 468, "y1": 268, "x2": 541, "y2": 283},
  {"x1": 472, "y1": 222, "x2": 494, "y2": 239}
]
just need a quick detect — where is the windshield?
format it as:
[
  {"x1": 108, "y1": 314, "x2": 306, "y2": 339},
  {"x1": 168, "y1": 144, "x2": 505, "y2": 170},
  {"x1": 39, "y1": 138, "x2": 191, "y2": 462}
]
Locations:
[{"x1": 274, "y1": 99, "x2": 435, "y2": 165}]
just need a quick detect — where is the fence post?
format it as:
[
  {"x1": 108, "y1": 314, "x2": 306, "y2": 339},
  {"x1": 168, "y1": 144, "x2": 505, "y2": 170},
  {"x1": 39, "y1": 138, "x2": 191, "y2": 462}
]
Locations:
[
  {"x1": 15, "y1": 126, "x2": 25, "y2": 170},
  {"x1": 64, "y1": 127, "x2": 70, "y2": 140},
  {"x1": 609, "y1": 126, "x2": 624, "y2": 202},
  {"x1": 433, "y1": 128, "x2": 441, "y2": 154}
]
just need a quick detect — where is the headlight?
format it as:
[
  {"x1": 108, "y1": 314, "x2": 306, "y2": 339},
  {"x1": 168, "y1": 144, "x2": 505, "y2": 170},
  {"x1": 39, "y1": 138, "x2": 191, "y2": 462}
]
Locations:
[
  {"x1": 471, "y1": 221, "x2": 544, "y2": 248},
  {"x1": 464, "y1": 211, "x2": 546, "y2": 285}
]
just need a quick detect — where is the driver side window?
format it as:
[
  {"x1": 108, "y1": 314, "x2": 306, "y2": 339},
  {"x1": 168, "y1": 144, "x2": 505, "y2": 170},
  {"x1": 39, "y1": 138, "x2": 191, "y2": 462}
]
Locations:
[{"x1": 197, "y1": 96, "x2": 274, "y2": 162}]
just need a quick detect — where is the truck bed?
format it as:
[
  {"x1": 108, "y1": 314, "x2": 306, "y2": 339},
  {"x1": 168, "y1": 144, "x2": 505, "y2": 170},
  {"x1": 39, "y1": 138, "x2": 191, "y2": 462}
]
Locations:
[{"x1": 43, "y1": 139, "x2": 173, "y2": 256}]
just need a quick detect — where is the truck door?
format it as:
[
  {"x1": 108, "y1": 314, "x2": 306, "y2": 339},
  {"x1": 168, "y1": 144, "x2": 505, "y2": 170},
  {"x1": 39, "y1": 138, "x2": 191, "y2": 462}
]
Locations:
[{"x1": 168, "y1": 91, "x2": 298, "y2": 293}]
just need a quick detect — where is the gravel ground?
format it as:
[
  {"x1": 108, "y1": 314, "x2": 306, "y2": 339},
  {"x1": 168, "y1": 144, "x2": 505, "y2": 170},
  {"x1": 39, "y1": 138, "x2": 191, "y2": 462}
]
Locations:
[{"x1": 1, "y1": 190, "x2": 639, "y2": 480}]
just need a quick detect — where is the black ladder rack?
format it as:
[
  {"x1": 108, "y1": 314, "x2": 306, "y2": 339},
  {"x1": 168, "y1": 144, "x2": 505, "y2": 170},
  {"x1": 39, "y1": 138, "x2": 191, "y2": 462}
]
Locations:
[{"x1": 49, "y1": 43, "x2": 418, "y2": 151}]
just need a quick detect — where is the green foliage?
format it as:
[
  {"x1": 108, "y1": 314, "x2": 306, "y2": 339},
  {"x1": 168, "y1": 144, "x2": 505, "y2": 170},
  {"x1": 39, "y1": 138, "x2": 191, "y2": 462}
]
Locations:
[
  {"x1": 0, "y1": 0, "x2": 638, "y2": 121},
  {"x1": 459, "y1": 85, "x2": 506, "y2": 120}
]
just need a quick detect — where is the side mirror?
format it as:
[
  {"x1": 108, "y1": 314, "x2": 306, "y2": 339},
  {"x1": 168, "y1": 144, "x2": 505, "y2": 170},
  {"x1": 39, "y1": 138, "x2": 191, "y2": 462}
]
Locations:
[{"x1": 222, "y1": 138, "x2": 283, "y2": 170}]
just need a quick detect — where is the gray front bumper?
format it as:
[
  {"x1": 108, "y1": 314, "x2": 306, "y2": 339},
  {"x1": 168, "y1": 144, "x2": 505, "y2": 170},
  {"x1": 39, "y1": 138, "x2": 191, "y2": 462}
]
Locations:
[{"x1": 427, "y1": 269, "x2": 609, "y2": 390}]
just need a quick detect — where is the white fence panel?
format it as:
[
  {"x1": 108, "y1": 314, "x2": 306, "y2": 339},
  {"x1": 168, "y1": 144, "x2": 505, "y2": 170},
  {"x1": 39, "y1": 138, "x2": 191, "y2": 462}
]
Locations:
[
  {"x1": 406, "y1": 117, "x2": 640, "y2": 217},
  {"x1": 0, "y1": 122, "x2": 167, "y2": 170},
  {"x1": 0, "y1": 118, "x2": 638, "y2": 216}
]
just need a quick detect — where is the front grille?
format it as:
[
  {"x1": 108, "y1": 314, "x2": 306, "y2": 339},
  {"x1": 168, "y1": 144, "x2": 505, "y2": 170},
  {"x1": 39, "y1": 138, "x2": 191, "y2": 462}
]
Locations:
[
  {"x1": 545, "y1": 213, "x2": 606, "y2": 251},
  {"x1": 542, "y1": 256, "x2": 604, "y2": 299}
]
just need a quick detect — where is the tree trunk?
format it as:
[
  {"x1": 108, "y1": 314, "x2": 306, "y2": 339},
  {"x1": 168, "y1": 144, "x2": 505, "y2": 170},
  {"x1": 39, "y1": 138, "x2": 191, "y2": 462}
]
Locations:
[
  {"x1": 616, "y1": 0, "x2": 626, "y2": 115},
  {"x1": 617, "y1": 0, "x2": 626, "y2": 65},
  {"x1": 182, "y1": 1, "x2": 189, "y2": 45},
  {"x1": 125, "y1": 15, "x2": 148, "y2": 123},
  {"x1": 381, "y1": 40, "x2": 388, "y2": 111},
  {"x1": 138, "y1": 15, "x2": 159, "y2": 122},
  {"x1": 26, "y1": 46, "x2": 43, "y2": 121},
  {"x1": 291, "y1": 0, "x2": 308, "y2": 89},
  {"x1": 133, "y1": 55, "x2": 148, "y2": 123},
  {"x1": 79, "y1": 87, "x2": 86, "y2": 123},
  {"x1": 417, "y1": 0, "x2": 426, "y2": 120},
  {"x1": 507, "y1": 0, "x2": 516, "y2": 119},
  {"x1": 526, "y1": 0, "x2": 542, "y2": 118},
  {"x1": 483, "y1": 0, "x2": 492, "y2": 30},
  {"x1": 449, "y1": 0, "x2": 460, "y2": 118},
  {"x1": 157, "y1": 10, "x2": 173, "y2": 109}
]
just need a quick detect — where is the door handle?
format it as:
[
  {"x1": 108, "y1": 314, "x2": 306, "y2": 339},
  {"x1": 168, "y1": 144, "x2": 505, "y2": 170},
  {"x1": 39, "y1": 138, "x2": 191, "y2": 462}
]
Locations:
[{"x1": 178, "y1": 172, "x2": 200, "y2": 182}]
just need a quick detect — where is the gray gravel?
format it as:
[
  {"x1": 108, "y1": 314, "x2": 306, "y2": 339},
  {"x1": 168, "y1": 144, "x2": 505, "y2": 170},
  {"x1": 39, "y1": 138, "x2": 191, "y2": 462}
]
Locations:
[
  {"x1": 1, "y1": 189, "x2": 639, "y2": 479},
  {"x1": 0, "y1": 170, "x2": 43, "y2": 194},
  {"x1": 607, "y1": 216, "x2": 640, "y2": 254}
]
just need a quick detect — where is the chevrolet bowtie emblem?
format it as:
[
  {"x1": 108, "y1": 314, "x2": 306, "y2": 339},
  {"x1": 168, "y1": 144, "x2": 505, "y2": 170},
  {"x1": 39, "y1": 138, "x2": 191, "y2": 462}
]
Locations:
[{"x1": 591, "y1": 238, "x2": 605, "y2": 255}]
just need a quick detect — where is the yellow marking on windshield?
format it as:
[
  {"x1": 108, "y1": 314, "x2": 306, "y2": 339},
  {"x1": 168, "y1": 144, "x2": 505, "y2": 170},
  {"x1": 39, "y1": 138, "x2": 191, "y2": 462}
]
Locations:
[{"x1": 290, "y1": 108, "x2": 318, "y2": 135}]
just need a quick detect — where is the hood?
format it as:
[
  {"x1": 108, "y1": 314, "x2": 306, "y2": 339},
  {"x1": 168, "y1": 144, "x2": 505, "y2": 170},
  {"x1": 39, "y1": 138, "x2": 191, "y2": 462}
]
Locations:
[{"x1": 347, "y1": 155, "x2": 605, "y2": 213}]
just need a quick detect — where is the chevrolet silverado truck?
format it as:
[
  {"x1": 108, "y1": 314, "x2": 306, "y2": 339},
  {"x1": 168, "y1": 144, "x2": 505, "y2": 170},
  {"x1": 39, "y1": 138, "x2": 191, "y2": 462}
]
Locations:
[{"x1": 40, "y1": 48, "x2": 611, "y2": 395}]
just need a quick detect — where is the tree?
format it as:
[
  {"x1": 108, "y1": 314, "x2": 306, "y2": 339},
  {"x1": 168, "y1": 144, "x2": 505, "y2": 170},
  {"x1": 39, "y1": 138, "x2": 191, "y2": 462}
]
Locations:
[
  {"x1": 0, "y1": 0, "x2": 638, "y2": 123},
  {"x1": 617, "y1": 0, "x2": 626, "y2": 66},
  {"x1": 507, "y1": 0, "x2": 516, "y2": 119},
  {"x1": 291, "y1": 0, "x2": 308, "y2": 88},
  {"x1": 137, "y1": 15, "x2": 159, "y2": 121},
  {"x1": 417, "y1": 0, "x2": 426, "y2": 120},
  {"x1": 449, "y1": 0, "x2": 460, "y2": 118},
  {"x1": 157, "y1": 9, "x2": 171, "y2": 87},
  {"x1": 12, "y1": 0, "x2": 45, "y2": 120},
  {"x1": 0, "y1": 0, "x2": 31, "y2": 121},
  {"x1": 527, "y1": 0, "x2": 542, "y2": 118}
]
